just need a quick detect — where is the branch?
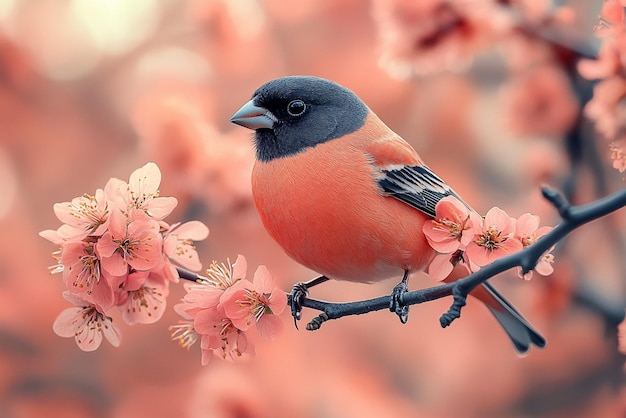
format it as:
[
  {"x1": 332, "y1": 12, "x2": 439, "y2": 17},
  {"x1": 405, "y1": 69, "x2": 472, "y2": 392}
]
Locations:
[{"x1": 280, "y1": 186, "x2": 626, "y2": 331}]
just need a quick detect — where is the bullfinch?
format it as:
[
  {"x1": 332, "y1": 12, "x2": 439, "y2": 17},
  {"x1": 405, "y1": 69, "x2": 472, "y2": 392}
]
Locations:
[{"x1": 230, "y1": 75, "x2": 545, "y2": 353}]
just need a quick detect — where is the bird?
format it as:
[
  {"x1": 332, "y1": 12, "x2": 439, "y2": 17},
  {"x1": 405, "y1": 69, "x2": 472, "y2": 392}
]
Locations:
[{"x1": 230, "y1": 75, "x2": 545, "y2": 353}]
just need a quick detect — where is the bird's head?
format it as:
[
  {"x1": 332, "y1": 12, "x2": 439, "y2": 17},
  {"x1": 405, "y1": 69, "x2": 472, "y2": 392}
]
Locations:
[{"x1": 230, "y1": 76, "x2": 368, "y2": 162}]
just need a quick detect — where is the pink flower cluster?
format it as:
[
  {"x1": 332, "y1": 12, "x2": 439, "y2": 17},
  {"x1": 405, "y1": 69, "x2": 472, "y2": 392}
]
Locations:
[
  {"x1": 170, "y1": 255, "x2": 286, "y2": 365},
  {"x1": 578, "y1": 0, "x2": 626, "y2": 172},
  {"x1": 423, "y1": 196, "x2": 554, "y2": 281},
  {"x1": 40, "y1": 162, "x2": 209, "y2": 351},
  {"x1": 371, "y1": 0, "x2": 573, "y2": 78}
]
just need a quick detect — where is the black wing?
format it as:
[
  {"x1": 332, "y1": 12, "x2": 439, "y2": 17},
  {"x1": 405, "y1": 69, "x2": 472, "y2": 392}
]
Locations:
[{"x1": 377, "y1": 165, "x2": 469, "y2": 218}]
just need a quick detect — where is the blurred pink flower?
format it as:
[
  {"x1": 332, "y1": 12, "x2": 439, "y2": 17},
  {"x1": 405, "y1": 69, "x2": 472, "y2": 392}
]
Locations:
[
  {"x1": 220, "y1": 265, "x2": 287, "y2": 340},
  {"x1": 503, "y1": 65, "x2": 579, "y2": 137},
  {"x1": 619, "y1": 309, "x2": 626, "y2": 357},
  {"x1": 514, "y1": 213, "x2": 555, "y2": 279},
  {"x1": 465, "y1": 207, "x2": 523, "y2": 267},
  {"x1": 578, "y1": 36, "x2": 626, "y2": 80},
  {"x1": 132, "y1": 87, "x2": 254, "y2": 215},
  {"x1": 594, "y1": 0, "x2": 626, "y2": 38},
  {"x1": 583, "y1": 76, "x2": 626, "y2": 144},
  {"x1": 610, "y1": 141, "x2": 626, "y2": 172},
  {"x1": 579, "y1": 0, "x2": 626, "y2": 173},
  {"x1": 372, "y1": 0, "x2": 502, "y2": 77},
  {"x1": 53, "y1": 292, "x2": 121, "y2": 352},
  {"x1": 96, "y1": 210, "x2": 163, "y2": 277}
]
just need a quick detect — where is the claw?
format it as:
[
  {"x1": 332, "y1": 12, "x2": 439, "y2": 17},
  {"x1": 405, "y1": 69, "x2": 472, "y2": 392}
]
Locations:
[
  {"x1": 290, "y1": 282, "x2": 309, "y2": 329},
  {"x1": 288, "y1": 275, "x2": 330, "y2": 330},
  {"x1": 389, "y1": 270, "x2": 410, "y2": 324}
]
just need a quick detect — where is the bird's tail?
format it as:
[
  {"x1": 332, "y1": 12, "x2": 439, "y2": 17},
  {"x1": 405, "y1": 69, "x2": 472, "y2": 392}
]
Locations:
[{"x1": 478, "y1": 282, "x2": 546, "y2": 354}]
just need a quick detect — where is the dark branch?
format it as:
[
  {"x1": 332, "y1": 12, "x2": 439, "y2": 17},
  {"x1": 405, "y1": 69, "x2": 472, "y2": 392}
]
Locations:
[
  {"x1": 175, "y1": 267, "x2": 203, "y2": 283},
  {"x1": 281, "y1": 187, "x2": 626, "y2": 330}
]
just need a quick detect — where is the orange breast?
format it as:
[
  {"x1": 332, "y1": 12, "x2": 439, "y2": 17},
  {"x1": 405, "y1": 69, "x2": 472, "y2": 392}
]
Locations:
[{"x1": 251, "y1": 114, "x2": 434, "y2": 282}]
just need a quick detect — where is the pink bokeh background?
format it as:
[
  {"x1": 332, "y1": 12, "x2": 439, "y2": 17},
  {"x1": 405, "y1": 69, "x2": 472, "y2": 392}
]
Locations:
[{"x1": 1, "y1": 1, "x2": 625, "y2": 417}]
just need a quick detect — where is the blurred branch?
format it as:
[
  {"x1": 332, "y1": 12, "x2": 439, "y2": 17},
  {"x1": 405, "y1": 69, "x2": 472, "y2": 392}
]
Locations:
[{"x1": 274, "y1": 186, "x2": 626, "y2": 331}]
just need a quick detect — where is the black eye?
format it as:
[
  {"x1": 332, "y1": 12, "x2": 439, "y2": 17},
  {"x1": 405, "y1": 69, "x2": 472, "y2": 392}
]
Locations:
[{"x1": 287, "y1": 99, "x2": 306, "y2": 116}]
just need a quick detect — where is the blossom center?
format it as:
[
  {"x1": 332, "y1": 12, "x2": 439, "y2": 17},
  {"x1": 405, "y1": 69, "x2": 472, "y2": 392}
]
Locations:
[
  {"x1": 476, "y1": 226, "x2": 507, "y2": 251},
  {"x1": 238, "y1": 289, "x2": 272, "y2": 323},
  {"x1": 76, "y1": 248, "x2": 101, "y2": 293},
  {"x1": 433, "y1": 218, "x2": 462, "y2": 237},
  {"x1": 169, "y1": 321, "x2": 198, "y2": 350}
]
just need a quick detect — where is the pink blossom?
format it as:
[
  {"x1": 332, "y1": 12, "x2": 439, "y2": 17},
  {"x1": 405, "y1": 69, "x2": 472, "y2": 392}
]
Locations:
[
  {"x1": 465, "y1": 207, "x2": 523, "y2": 267},
  {"x1": 171, "y1": 257, "x2": 245, "y2": 363},
  {"x1": 515, "y1": 213, "x2": 555, "y2": 279},
  {"x1": 170, "y1": 256, "x2": 281, "y2": 363},
  {"x1": 163, "y1": 220, "x2": 210, "y2": 271},
  {"x1": 119, "y1": 274, "x2": 170, "y2": 325},
  {"x1": 423, "y1": 196, "x2": 479, "y2": 253},
  {"x1": 515, "y1": 213, "x2": 553, "y2": 248},
  {"x1": 52, "y1": 189, "x2": 110, "y2": 239},
  {"x1": 220, "y1": 265, "x2": 287, "y2": 340},
  {"x1": 427, "y1": 250, "x2": 474, "y2": 282},
  {"x1": 39, "y1": 223, "x2": 94, "y2": 246},
  {"x1": 423, "y1": 197, "x2": 483, "y2": 281},
  {"x1": 53, "y1": 292, "x2": 121, "y2": 352},
  {"x1": 175, "y1": 298, "x2": 251, "y2": 364},
  {"x1": 96, "y1": 210, "x2": 163, "y2": 277},
  {"x1": 60, "y1": 240, "x2": 115, "y2": 310},
  {"x1": 41, "y1": 162, "x2": 213, "y2": 352},
  {"x1": 106, "y1": 162, "x2": 178, "y2": 219},
  {"x1": 195, "y1": 307, "x2": 253, "y2": 362},
  {"x1": 610, "y1": 141, "x2": 626, "y2": 172}
]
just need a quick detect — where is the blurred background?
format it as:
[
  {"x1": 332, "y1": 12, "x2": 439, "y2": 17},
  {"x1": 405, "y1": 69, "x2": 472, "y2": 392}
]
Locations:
[{"x1": 1, "y1": 0, "x2": 625, "y2": 417}]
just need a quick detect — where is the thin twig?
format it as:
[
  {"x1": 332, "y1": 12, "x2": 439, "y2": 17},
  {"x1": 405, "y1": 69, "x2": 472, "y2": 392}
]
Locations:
[{"x1": 277, "y1": 187, "x2": 626, "y2": 331}]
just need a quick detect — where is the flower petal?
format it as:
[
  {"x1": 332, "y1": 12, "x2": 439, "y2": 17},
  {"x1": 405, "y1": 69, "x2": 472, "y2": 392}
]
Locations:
[
  {"x1": 172, "y1": 221, "x2": 210, "y2": 240},
  {"x1": 252, "y1": 265, "x2": 276, "y2": 294},
  {"x1": 231, "y1": 255, "x2": 248, "y2": 282},
  {"x1": 146, "y1": 196, "x2": 178, "y2": 219},
  {"x1": 53, "y1": 307, "x2": 85, "y2": 338},
  {"x1": 256, "y1": 315, "x2": 284, "y2": 341},
  {"x1": 515, "y1": 213, "x2": 539, "y2": 237},
  {"x1": 427, "y1": 253, "x2": 455, "y2": 281},
  {"x1": 129, "y1": 162, "x2": 161, "y2": 197}
]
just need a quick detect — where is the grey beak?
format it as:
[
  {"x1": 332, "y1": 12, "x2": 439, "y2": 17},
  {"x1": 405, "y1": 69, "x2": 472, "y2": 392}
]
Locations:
[{"x1": 230, "y1": 99, "x2": 276, "y2": 130}]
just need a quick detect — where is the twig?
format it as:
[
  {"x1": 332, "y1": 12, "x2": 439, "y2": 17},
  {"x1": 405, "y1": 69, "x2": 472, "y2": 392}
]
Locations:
[{"x1": 275, "y1": 186, "x2": 626, "y2": 331}]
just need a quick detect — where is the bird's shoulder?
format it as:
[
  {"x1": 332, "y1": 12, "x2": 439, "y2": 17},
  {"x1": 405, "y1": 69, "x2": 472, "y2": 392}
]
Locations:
[{"x1": 350, "y1": 112, "x2": 422, "y2": 168}]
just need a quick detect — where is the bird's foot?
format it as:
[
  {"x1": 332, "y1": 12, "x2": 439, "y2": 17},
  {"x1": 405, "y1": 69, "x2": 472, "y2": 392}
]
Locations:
[
  {"x1": 289, "y1": 275, "x2": 330, "y2": 330},
  {"x1": 390, "y1": 279, "x2": 410, "y2": 324},
  {"x1": 290, "y1": 282, "x2": 308, "y2": 329}
]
